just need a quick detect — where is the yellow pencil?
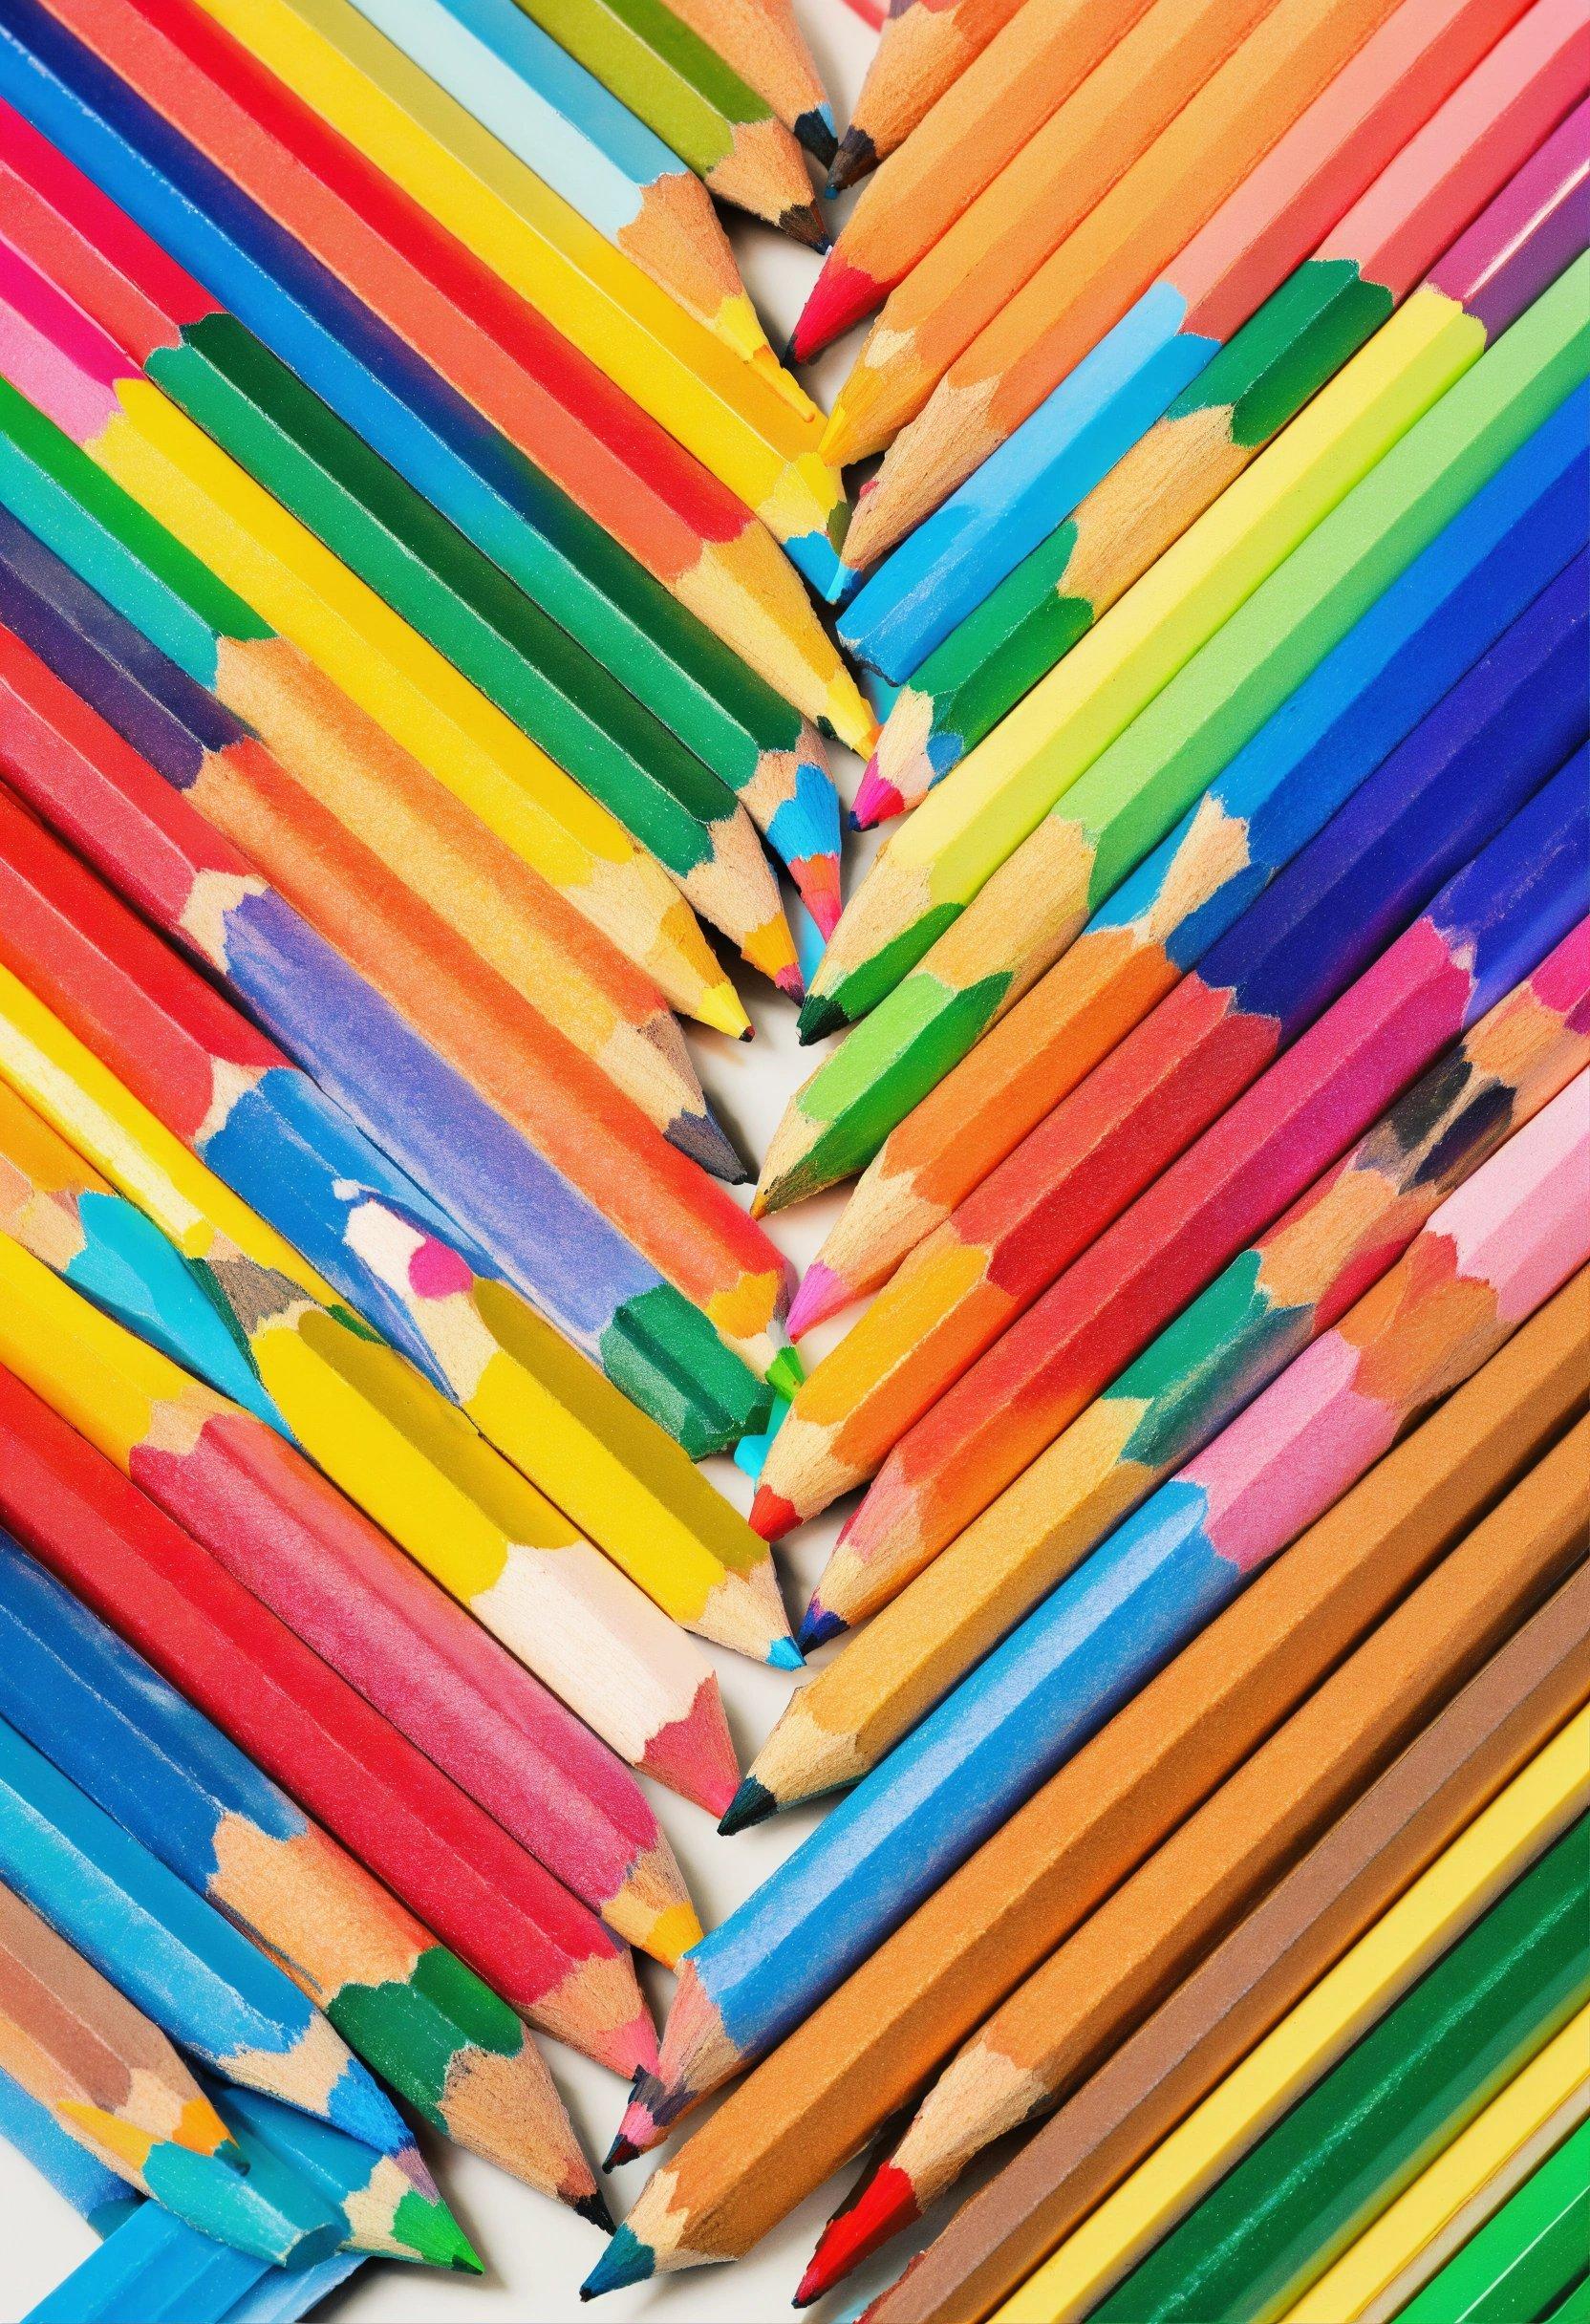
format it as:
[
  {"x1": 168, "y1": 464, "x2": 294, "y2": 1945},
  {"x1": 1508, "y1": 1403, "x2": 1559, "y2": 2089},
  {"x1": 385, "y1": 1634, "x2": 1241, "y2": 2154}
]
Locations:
[
  {"x1": 995, "y1": 1709, "x2": 1590, "y2": 2322},
  {"x1": 71, "y1": 371, "x2": 736, "y2": 1024},
  {"x1": 1276, "y1": 2008, "x2": 1590, "y2": 2323},
  {"x1": 195, "y1": 0, "x2": 870, "y2": 646}
]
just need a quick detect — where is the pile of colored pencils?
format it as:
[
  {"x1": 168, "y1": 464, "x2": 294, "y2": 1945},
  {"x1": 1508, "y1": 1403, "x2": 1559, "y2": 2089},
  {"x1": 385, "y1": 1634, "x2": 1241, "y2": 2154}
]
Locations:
[{"x1": 2, "y1": 1, "x2": 1587, "y2": 2319}]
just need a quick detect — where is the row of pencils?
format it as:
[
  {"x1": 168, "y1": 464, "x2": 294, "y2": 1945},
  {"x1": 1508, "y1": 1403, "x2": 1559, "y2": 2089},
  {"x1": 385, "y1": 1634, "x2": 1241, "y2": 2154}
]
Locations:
[
  {"x1": 577, "y1": 1, "x2": 1590, "y2": 2321},
  {"x1": 0, "y1": 0, "x2": 870, "y2": 2315},
  {"x1": 3, "y1": 0, "x2": 1590, "y2": 2319}
]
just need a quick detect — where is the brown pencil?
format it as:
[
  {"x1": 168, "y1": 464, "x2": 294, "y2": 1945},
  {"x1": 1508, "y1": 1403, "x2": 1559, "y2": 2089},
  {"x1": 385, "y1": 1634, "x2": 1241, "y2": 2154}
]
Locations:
[
  {"x1": 800, "y1": 1418, "x2": 1590, "y2": 2295},
  {"x1": 591, "y1": 1270, "x2": 1588, "y2": 2284},
  {"x1": 858, "y1": 1554, "x2": 1590, "y2": 2324}
]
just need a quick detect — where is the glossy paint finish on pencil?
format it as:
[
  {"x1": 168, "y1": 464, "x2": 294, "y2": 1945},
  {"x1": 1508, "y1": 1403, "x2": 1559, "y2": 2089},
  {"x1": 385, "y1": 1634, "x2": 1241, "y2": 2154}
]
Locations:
[
  {"x1": 840, "y1": 0, "x2": 1405, "y2": 570},
  {"x1": 590, "y1": 1288, "x2": 1588, "y2": 2287},
  {"x1": 186, "y1": 0, "x2": 854, "y2": 596},
  {"x1": 763, "y1": 552, "x2": 1587, "y2": 1559},
  {"x1": 0, "y1": 515, "x2": 794, "y2": 1383},
  {"x1": 808, "y1": 407, "x2": 1586, "y2": 1323},
  {"x1": 830, "y1": 768, "x2": 1587, "y2": 1605},
  {"x1": 850, "y1": 0, "x2": 1580, "y2": 762},
  {"x1": 805, "y1": 1427, "x2": 1590, "y2": 2286},
  {"x1": 0, "y1": 371, "x2": 742, "y2": 1147},
  {"x1": 852, "y1": 1567, "x2": 1590, "y2": 2324},
  {"x1": 350, "y1": 0, "x2": 778, "y2": 363},
  {"x1": 1396, "y1": 2111, "x2": 1590, "y2": 2324},
  {"x1": 748, "y1": 919, "x2": 1590, "y2": 1814},
  {"x1": 792, "y1": 0, "x2": 1160, "y2": 360},
  {"x1": 618, "y1": 1072, "x2": 1589, "y2": 2153},
  {"x1": 0, "y1": 1360, "x2": 657, "y2": 2077},
  {"x1": 793, "y1": 254, "x2": 1586, "y2": 1182},
  {"x1": 0, "y1": 0, "x2": 847, "y2": 748},
  {"x1": 0, "y1": 1534, "x2": 608, "y2": 2204}
]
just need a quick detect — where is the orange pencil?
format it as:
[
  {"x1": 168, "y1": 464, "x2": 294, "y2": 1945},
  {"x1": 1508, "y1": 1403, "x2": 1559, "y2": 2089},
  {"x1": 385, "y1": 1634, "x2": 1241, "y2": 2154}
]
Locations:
[
  {"x1": 663, "y1": 0, "x2": 836, "y2": 166},
  {"x1": 792, "y1": 0, "x2": 1162, "y2": 361},
  {"x1": 820, "y1": 0, "x2": 1280, "y2": 462},
  {"x1": 842, "y1": 0, "x2": 1403, "y2": 569},
  {"x1": 830, "y1": 0, "x2": 1028, "y2": 190}
]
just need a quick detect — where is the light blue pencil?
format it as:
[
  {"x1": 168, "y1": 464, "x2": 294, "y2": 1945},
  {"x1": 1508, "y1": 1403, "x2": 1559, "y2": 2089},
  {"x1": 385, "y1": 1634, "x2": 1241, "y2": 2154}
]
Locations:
[{"x1": 0, "y1": 1714, "x2": 409, "y2": 2155}]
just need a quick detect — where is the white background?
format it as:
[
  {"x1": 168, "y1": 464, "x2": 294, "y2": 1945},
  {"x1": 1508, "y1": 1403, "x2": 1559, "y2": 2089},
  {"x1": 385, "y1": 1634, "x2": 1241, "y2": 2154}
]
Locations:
[{"x1": 0, "y1": 5, "x2": 937, "y2": 2316}]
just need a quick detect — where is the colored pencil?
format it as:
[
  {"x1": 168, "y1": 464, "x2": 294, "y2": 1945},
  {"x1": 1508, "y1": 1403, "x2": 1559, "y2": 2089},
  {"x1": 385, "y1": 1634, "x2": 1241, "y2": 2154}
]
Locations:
[
  {"x1": 0, "y1": 1711, "x2": 410, "y2": 2153},
  {"x1": 0, "y1": 1, "x2": 856, "y2": 749},
  {"x1": 351, "y1": 0, "x2": 782, "y2": 365},
  {"x1": 0, "y1": 2060, "x2": 140, "y2": 2240},
  {"x1": 0, "y1": 263, "x2": 752, "y2": 1040},
  {"x1": 659, "y1": 0, "x2": 836, "y2": 165},
  {"x1": 589, "y1": 1285, "x2": 1589, "y2": 2264},
  {"x1": 11, "y1": 2145, "x2": 360, "y2": 2324},
  {"x1": 791, "y1": 0, "x2": 1162, "y2": 361},
  {"x1": 760, "y1": 558, "x2": 1587, "y2": 1553},
  {"x1": 824, "y1": 766, "x2": 1587, "y2": 1598},
  {"x1": 0, "y1": 1885, "x2": 270, "y2": 2216},
  {"x1": 744, "y1": 922, "x2": 1590, "y2": 1807},
  {"x1": 1001, "y1": 1758, "x2": 1590, "y2": 2322},
  {"x1": 0, "y1": 1054, "x2": 721, "y2": 1949},
  {"x1": 0, "y1": 735, "x2": 770, "y2": 1457},
  {"x1": 754, "y1": 944, "x2": 1590, "y2": 1852},
  {"x1": 507, "y1": 0, "x2": 824, "y2": 238},
  {"x1": 0, "y1": 2029, "x2": 338, "y2": 2281},
  {"x1": 798, "y1": 247, "x2": 1586, "y2": 1108},
  {"x1": 0, "y1": 1360, "x2": 658, "y2": 2079},
  {"x1": 0, "y1": 1532, "x2": 609, "y2": 2203},
  {"x1": 0, "y1": 154, "x2": 802, "y2": 989},
  {"x1": 850, "y1": 1563, "x2": 1590, "y2": 2324},
  {"x1": 840, "y1": 0, "x2": 1410, "y2": 570},
  {"x1": 1280, "y1": 2022, "x2": 1590, "y2": 2322},
  {"x1": 182, "y1": 0, "x2": 855, "y2": 597},
  {"x1": 0, "y1": 1079, "x2": 280, "y2": 1433},
  {"x1": 810, "y1": 398, "x2": 1586, "y2": 1323},
  {"x1": 205, "y1": 2086, "x2": 479, "y2": 2272},
  {"x1": 830, "y1": 0, "x2": 1025, "y2": 190},
  {"x1": 852, "y1": 23, "x2": 1587, "y2": 768},
  {"x1": 802, "y1": 1423, "x2": 1590, "y2": 2287},
  {"x1": 1396, "y1": 2114, "x2": 1590, "y2": 2324},
  {"x1": 0, "y1": 375, "x2": 744, "y2": 1149},
  {"x1": 1083, "y1": 1837, "x2": 1590, "y2": 2324},
  {"x1": 593, "y1": 1447, "x2": 1590, "y2": 2296},
  {"x1": 0, "y1": 637, "x2": 789, "y2": 1680},
  {"x1": 0, "y1": 532, "x2": 795, "y2": 1395},
  {"x1": 0, "y1": 101, "x2": 839, "y2": 959},
  {"x1": 621, "y1": 1077, "x2": 1588, "y2": 2146},
  {"x1": 821, "y1": 0, "x2": 1287, "y2": 465}
]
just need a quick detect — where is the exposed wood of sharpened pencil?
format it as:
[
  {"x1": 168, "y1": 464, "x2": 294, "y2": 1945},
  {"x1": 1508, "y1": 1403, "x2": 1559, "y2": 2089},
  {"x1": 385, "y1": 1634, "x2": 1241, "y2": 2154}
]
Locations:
[
  {"x1": 832, "y1": 0, "x2": 1027, "y2": 191},
  {"x1": 851, "y1": 1560, "x2": 1590, "y2": 2324},
  {"x1": 660, "y1": 0, "x2": 835, "y2": 165},
  {"x1": 579, "y1": 1276, "x2": 1589, "y2": 2275},
  {"x1": 0, "y1": 1336, "x2": 657, "y2": 2080},
  {"x1": 0, "y1": 1533, "x2": 609, "y2": 2205},
  {"x1": 798, "y1": 1427, "x2": 1590, "y2": 2292}
]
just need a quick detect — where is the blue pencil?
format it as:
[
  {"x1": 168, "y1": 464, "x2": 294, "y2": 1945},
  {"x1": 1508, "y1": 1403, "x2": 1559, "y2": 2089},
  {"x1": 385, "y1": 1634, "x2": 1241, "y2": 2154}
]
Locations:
[
  {"x1": 0, "y1": 1713, "x2": 409, "y2": 2155},
  {"x1": 603, "y1": 770, "x2": 1589, "y2": 2161},
  {"x1": 344, "y1": 0, "x2": 776, "y2": 369},
  {"x1": 0, "y1": 2072, "x2": 364, "y2": 2324}
]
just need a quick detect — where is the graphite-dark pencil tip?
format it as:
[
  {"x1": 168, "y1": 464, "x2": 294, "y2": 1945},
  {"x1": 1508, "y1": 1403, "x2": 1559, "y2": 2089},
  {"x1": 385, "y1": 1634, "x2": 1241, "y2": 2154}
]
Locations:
[
  {"x1": 795, "y1": 106, "x2": 839, "y2": 168},
  {"x1": 719, "y1": 1775, "x2": 776, "y2": 1835},
  {"x1": 797, "y1": 993, "x2": 848, "y2": 1044},
  {"x1": 575, "y1": 2189, "x2": 617, "y2": 2234},
  {"x1": 826, "y1": 128, "x2": 875, "y2": 195},
  {"x1": 782, "y1": 200, "x2": 831, "y2": 254},
  {"x1": 603, "y1": 2132, "x2": 639, "y2": 2173}
]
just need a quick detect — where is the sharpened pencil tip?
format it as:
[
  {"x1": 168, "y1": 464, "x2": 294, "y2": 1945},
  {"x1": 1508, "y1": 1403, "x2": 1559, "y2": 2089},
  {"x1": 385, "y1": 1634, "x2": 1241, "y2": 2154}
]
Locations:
[
  {"x1": 781, "y1": 200, "x2": 831, "y2": 254},
  {"x1": 796, "y1": 1599, "x2": 847, "y2": 1653},
  {"x1": 602, "y1": 2132, "x2": 638, "y2": 2172},
  {"x1": 796, "y1": 993, "x2": 848, "y2": 1044},
  {"x1": 583, "y1": 2222, "x2": 655, "y2": 2297},
  {"x1": 575, "y1": 2188, "x2": 616, "y2": 2234},
  {"x1": 719, "y1": 1775, "x2": 776, "y2": 1834},
  {"x1": 669, "y1": 1108, "x2": 750, "y2": 1183},
  {"x1": 749, "y1": 1483, "x2": 797, "y2": 1540},
  {"x1": 766, "y1": 1635, "x2": 806, "y2": 1670},
  {"x1": 794, "y1": 104, "x2": 839, "y2": 168},
  {"x1": 826, "y1": 127, "x2": 876, "y2": 195}
]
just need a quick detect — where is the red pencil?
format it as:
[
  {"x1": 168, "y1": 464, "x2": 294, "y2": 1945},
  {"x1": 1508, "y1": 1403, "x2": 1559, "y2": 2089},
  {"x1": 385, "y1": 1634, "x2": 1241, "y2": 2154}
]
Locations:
[{"x1": 0, "y1": 1359, "x2": 655, "y2": 2079}]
